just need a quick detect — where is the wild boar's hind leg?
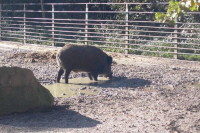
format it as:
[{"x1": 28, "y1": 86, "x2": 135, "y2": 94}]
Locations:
[
  {"x1": 57, "y1": 68, "x2": 64, "y2": 83},
  {"x1": 91, "y1": 72, "x2": 98, "y2": 81},
  {"x1": 88, "y1": 73, "x2": 93, "y2": 80},
  {"x1": 64, "y1": 69, "x2": 71, "y2": 84}
]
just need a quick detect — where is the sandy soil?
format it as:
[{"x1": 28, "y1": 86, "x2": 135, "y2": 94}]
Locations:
[{"x1": 0, "y1": 41, "x2": 200, "y2": 133}]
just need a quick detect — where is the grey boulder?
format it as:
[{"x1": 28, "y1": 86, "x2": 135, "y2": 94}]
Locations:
[{"x1": 0, "y1": 66, "x2": 54, "y2": 116}]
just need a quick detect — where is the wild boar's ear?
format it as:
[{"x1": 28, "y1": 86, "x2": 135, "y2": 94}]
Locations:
[{"x1": 107, "y1": 56, "x2": 113, "y2": 65}]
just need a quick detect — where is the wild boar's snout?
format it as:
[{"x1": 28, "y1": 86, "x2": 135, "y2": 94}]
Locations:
[
  {"x1": 106, "y1": 55, "x2": 113, "y2": 79},
  {"x1": 107, "y1": 72, "x2": 113, "y2": 80}
]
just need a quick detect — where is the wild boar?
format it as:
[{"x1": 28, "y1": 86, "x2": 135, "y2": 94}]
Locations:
[{"x1": 56, "y1": 44, "x2": 113, "y2": 83}]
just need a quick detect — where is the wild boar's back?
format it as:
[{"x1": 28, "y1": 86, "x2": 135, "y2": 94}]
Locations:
[{"x1": 57, "y1": 45, "x2": 108, "y2": 73}]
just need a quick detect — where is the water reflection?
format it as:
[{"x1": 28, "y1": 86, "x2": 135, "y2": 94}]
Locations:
[{"x1": 43, "y1": 77, "x2": 109, "y2": 98}]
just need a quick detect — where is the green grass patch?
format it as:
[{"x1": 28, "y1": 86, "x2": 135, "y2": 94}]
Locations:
[{"x1": 178, "y1": 54, "x2": 200, "y2": 61}]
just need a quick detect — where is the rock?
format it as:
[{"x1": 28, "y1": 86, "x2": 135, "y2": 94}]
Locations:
[
  {"x1": 77, "y1": 99, "x2": 84, "y2": 103},
  {"x1": 61, "y1": 93, "x2": 66, "y2": 96},
  {"x1": 80, "y1": 87, "x2": 87, "y2": 90},
  {"x1": 0, "y1": 66, "x2": 54, "y2": 116}
]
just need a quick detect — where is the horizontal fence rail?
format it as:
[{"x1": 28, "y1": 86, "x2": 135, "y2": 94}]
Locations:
[{"x1": 0, "y1": 2, "x2": 200, "y2": 59}]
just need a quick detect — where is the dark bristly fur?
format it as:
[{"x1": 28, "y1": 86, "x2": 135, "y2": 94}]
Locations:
[{"x1": 56, "y1": 44, "x2": 113, "y2": 83}]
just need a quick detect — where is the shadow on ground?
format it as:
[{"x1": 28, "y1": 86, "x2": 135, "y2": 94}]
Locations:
[
  {"x1": 0, "y1": 105, "x2": 101, "y2": 132},
  {"x1": 71, "y1": 77, "x2": 151, "y2": 88}
]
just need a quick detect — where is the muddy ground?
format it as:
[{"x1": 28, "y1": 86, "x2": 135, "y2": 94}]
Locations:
[{"x1": 0, "y1": 42, "x2": 200, "y2": 133}]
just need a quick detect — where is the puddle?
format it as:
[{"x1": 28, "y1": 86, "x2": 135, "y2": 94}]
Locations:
[
  {"x1": 43, "y1": 77, "x2": 109, "y2": 98},
  {"x1": 43, "y1": 77, "x2": 152, "y2": 97}
]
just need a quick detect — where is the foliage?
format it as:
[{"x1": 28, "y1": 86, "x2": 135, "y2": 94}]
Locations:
[
  {"x1": 178, "y1": 54, "x2": 200, "y2": 61},
  {"x1": 155, "y1": 0, "x2": 199, "y2": 25}
]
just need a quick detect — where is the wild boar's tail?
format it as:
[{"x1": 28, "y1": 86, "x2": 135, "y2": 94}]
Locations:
[{"x1": 56, "y1": 52, "x2": 63, "y2": 67}]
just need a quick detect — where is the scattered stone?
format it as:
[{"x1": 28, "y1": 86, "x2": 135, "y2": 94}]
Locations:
[
  {"x1": 0, "y1": 46, "x2": 200, "y2": 132},
  {"x1": 80, "y1": 87, "x2": 87, "y2": 90},
  {"x1": 77, "y1": 99, "x2": 84, "y2": 103},
  {"x1": 79, "y1": 92, "x2": 85, "y2": 96}
]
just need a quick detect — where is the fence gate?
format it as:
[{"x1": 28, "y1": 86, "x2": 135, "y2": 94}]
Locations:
[{"x1": 0, "y1": 2, "x2": 200, "y2": 60}]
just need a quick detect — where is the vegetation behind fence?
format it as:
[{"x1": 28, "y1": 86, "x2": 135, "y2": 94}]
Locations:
[{"x1": 0, "y1": 1, "x2": 200, "y2": 60}]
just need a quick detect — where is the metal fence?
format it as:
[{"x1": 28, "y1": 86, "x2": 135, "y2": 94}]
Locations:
[{"x1": 0, "y1": 2, "x2": 200, "y2": 59}]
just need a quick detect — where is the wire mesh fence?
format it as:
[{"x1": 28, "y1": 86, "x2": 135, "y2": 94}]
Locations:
[{"x1": 0, "y1": 2, "x2": 200, "y2": 60}]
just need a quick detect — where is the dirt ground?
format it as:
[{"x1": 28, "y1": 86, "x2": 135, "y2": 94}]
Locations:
[{"x1": 0, "y1": 41, "x2": 200, "y2": 133}]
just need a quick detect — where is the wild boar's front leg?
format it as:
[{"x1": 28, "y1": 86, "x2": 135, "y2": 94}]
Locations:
[
  {"x1": 91, "y1": 72, "x2": 98, "y2": 81},
  {"x1": 88, "y1": 73, "x2": 93, "y2": 80}
]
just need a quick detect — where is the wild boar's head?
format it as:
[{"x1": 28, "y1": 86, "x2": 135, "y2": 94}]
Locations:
[{"x1": 102, "y1": 55, "x2": 113, "y2": 79}]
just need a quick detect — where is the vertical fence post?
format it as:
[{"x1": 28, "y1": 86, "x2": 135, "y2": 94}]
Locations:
[
  {"x1": 0, "y1": 4, "x2": 2, "y2": 41},
  {"x1": 85, "y1": 4, "x2": 88, "y2": 45},
  {"x1": 125, "y1": 3, "x2": 129, "y2": 54},
  {"x1": 52, "y1": 4, "x2": 55, "y2": 46},
  {"x1": 173, "y1": 22, "x2": 178, "y2": 59},
  {"x1": 23, "y1": 4, "x2": 26, "y2": 44}
]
